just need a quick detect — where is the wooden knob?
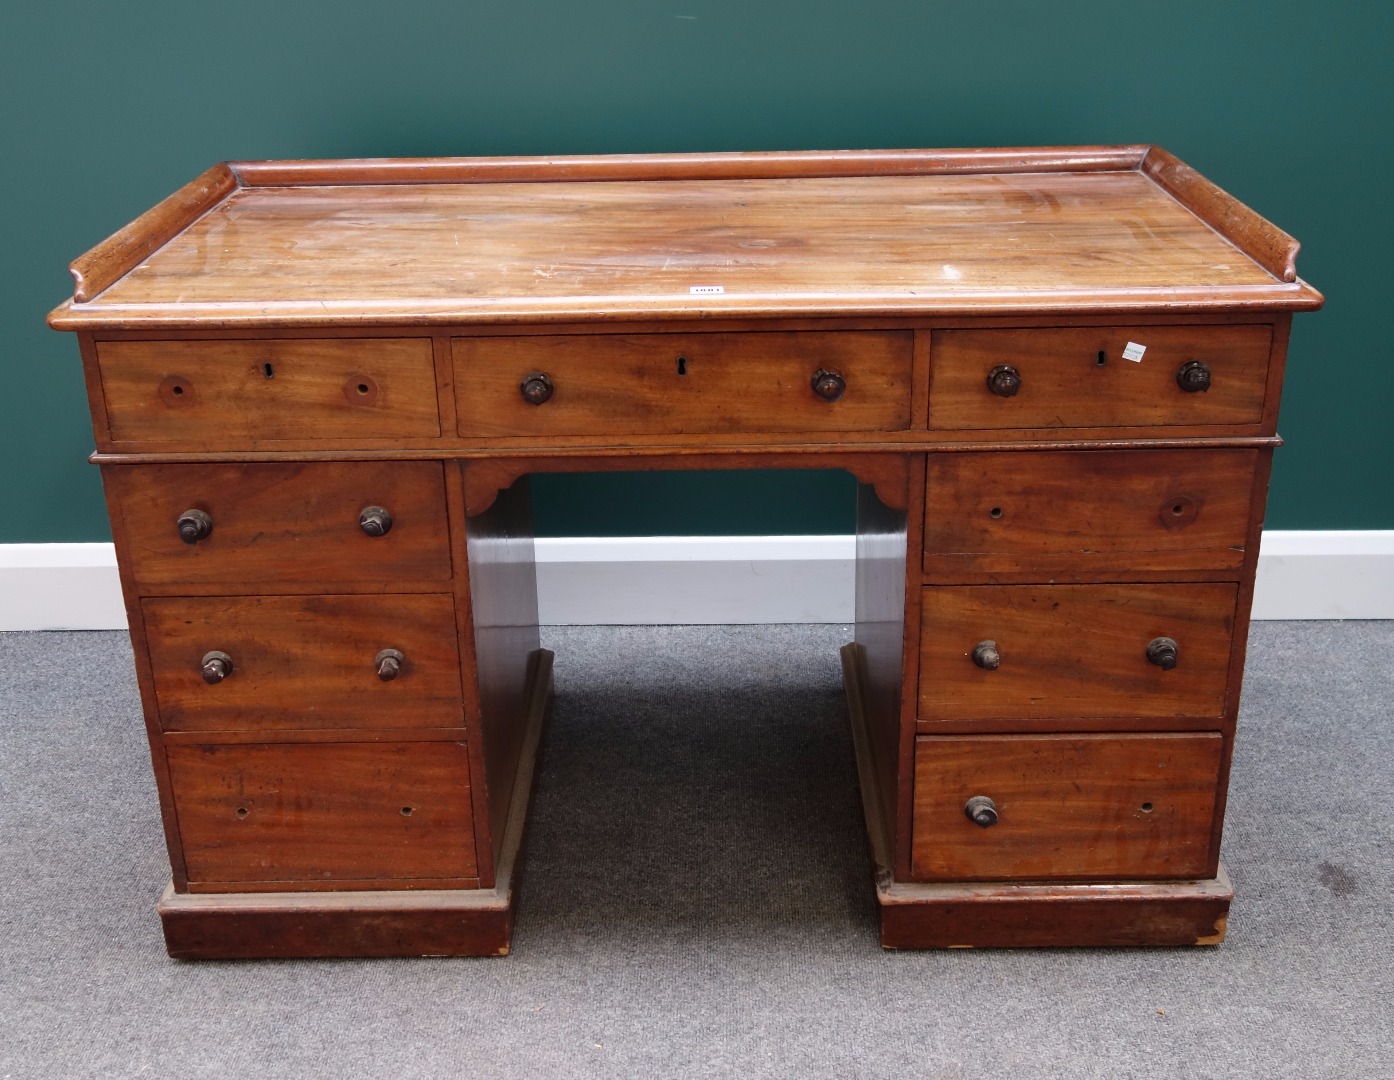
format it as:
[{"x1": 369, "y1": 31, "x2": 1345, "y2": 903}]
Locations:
[
  {"x1": 177, "y1": 509, "x2": 213, "y2": 544},
  {"x1": 1146, "y1": 636, "x2": 1179, "y2": 670},
  {"x1": 965, "y1": 796, "x2": 999, "y2": 828},
  {"x1": 972, "y1": 640, "x2": 1001, "y2": 670},
  {"x1": 201, "y1": 650, "x2": 233, "y2": 684},
  {"x1": 375, "y1": 648, "x2": 405, "y2": 681},
  {"x1": 520, "y1": 372, "x2": 554, "y2": 405},
  {"x1": 359, "y1": 506, "x2": 393, "y2": 537},
  {"x1": 986, "y1": 364, "x2": 1022, "y2": 397},
  {"x1": 1176, "y1": 360, "x2": 1211, "y2": 393},
  {"x1": 811, "y1": 368, "x2": 846, "y2": 401}
]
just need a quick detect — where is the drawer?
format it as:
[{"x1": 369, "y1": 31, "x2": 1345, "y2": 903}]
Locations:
[
  {"x1": 918, "y1": 583, "x2": 1236, "y2": 721},
  {"x1": 928, "y1": 324, "x2": 1272, "y2": 431},
  {"x1": 97, "y1": 338, "x2": 439, "y2": 445},
  {"x1": 911, "y1": 733, "x2": 1222, "y2": 881},
  {"x1": 923, "y1": 448, "x2": 1259, "y2": 580},
  {"x1": 453, "y1": 331, "x2": 912, "y2": 436},
  {"x1": 167, "y1": 740, "x2": 478, "y2": 888},
  {"x1": 143, "y1": 593, "x2": 463, "y2": 731},
  {"x1": 104, "y1": 461, "x2": 452, "y2": 588}
]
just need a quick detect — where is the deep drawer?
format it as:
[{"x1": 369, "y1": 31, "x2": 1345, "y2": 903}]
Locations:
[
  {"x1": 453, "y1": 331, "x2": 913, "y2": 436},
  {"x1": 927, "y1": 324, "x2": 1272, "y2": 431},
  {"x1": 918, "y1": 583, "x2": 1237, "y2": 721},
  {"x1": 143, "y1": 593, "x2": 463, "y2": 731},
  {"x1": 911, "y1": 733, "x2": 1222, "y2": 881},
  {"x1": 167, "y1": 740, "x2": 478, "y2": 889},
  {"x1": 104, "y1": 461, "x2": 452, "y2": 588},
  {"x1": 97, "y1": 337, "x2": 439, "y2": 445},
  {"x1": 923, "y1": 448, "x2": 1259, "y2": 580}
]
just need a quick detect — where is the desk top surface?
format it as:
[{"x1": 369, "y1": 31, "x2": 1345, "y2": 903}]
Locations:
[{"x1": 50, "y1": 147, "x2": 1322, "y2": 330}]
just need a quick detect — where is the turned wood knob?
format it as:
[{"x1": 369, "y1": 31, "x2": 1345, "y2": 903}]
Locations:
[
  {"x1": 1146, "y1": 636, "x2": 1179, "y2": 670},
  {"x1": 375, "y1": 648, "x2": 405, "y2": 681},
  {"x1": 201, "y1": 650, "x2": 233, "y2": 684},
  {"x1": 520, "y1": 372, "x2": 554, "y2": 405},
  {"x1": 811, "y1": 368, "x2": 847, "y2": 401},
  {"x1": 965, "y1": 795, "x2": 999, "y2": 828},
  {"x1": 177, "y1": 509, "x2": 213, "y2": 544},
  {"x1": 359, "y1": 506, "x2": 393, "y2": 537},
  {"x1": 986, "y1": 364, "x2": 1022, "y2": 397},
  {"x1": 1176, "y1": 360, "x2": 1211, "y2": 393},
  {"x1": 972, "y1": 640, "x2": 1001, "y2": 670}
]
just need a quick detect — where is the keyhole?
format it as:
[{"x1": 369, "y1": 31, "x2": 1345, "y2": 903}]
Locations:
[
  {"x1": 1172, "y1": 504, "x2": 1185, "y2": 515},
  {"x1": 263, "y1": 363, "x2": 275, "y2": 379},
  {"x1": 235, "y1": 806, "x2": 249, "y2": 819},
  {"x1": 676, "y1": 356, "x2": 688, "y2": 376},
  {"x1": 1096, "y1": 351, "x2": 1107, "y2": 367},
  {"x1": 356, "y1": 383, "x2": 370, "y2": 395},
  {"x1": 171, "y1": 385, "x2": 184, "y2": 396},
  {"x1": 989, "y1": 507, "x2": 1003, "y2": 519}
]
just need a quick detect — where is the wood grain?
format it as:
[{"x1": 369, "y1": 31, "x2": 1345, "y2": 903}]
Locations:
[
  {"x1": 923, "y1": 448, "x2": 1259, "y2": 581},
  {"x1": 918, "y1": 583, "x2": 1237, "y2": 721},
  {"x1": 928, "y1": 324, "x2": 1273, "y2": 432},
  {"x1": 143, "y1": 593, "x2": 463, "y2": 731},
  {"x1": 911, "y1": 733, "x2": 1222, "y2": 880},
  {"x1": 49, "y1": 164, "x2": 1320, "y2": 331},
  {"x1": 103, "y1": 460, "x2": 452, "y2": 589},
  {"x1": 454, "y1": 331, "x2": 912, "y2": 437},
  {"x1": 97, "y1": 337, "x2": 439, "y2": 445},
  {"x1": 167, "y1": 740, "x2": 478, "y2": 888}
]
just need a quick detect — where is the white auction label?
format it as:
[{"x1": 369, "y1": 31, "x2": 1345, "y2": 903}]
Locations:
[
  {"x1": 1121, "y1": 341, "x2": 1147, "y2": 362},
  {"x1": 689, "y1": 285, "x2": 725, "y2": 294}
]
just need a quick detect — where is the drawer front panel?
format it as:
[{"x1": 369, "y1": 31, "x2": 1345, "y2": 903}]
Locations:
[
  {"x1": 106, "y1": 461, "x2": 452, "y2": 588},
  {"x1": 928, "y1": 325, "x2": 1271, "y2": 431},
  {"x1": 453, "y1": 331, "x2": 913, "y2": 436},
  {"x1": 918, "y1": 583, "x2": 1236, "y2": 721},
  {"x1": 168, "y1": 740, "x2": 477, "y2": 887},
  {"x1": 923, "y1": 448, "x2": 1259, "y2": 580},
  {"x1": 911, "y1": 733, "x2": 1222, "y2": 881},
  {"x1": 144, "y1": 594, "x2": 464, "y2": 731},
  {"x1": 98, "y1": 338, "x2": 439, "y2": 445}
]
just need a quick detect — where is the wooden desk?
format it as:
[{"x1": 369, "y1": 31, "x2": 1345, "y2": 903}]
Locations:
[{"x1": 49, "y1": 147, "x2": 1323, "y2": 957}]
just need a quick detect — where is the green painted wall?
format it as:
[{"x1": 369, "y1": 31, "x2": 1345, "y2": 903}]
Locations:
[{"x1": 4, "y1": 1, "x2": 1387, "y2": 541}]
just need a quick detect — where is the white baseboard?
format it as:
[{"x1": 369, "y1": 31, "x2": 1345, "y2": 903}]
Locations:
[{"x1": 2, "y1": 532, "x2": 1391, "y2": 630}]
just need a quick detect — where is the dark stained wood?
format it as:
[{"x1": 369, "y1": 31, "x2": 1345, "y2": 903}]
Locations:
[
  {"x1": 167, "y1": 740, "x2": 478, "y2": 889},
  {"x1": 463, "y1": 474, "x2": 543, "y2": 863},
  {"x1": 158, "y1": 883, "x2": 512, "y2": 959},
  {"x1": 103, "y1": 461, "x2": 452, "y2": 589},
  {"x1": 454, "y1": 331, "x2": 913, "y2": 437},
  {"x1": 51, "y1": 149, "x2": 1321, "y2": 955},
  {"x1": 97, "y1": 338, "x2": 439, "y2": 445},
  {"x1": 918, "y1": 583, "x2": 1237, "y2": 721},
  {"x1": 143, "y1": 593, "x2": 463, "y2": 731},
  {"x1": 878, "y1": 872, "x2": 1231, "y2": 948},
  {"x1": 911, "y1": 733, "x2": 1223, "y2": 881},
  {"x1": 67, "y1": 164, "x2": 239, "y2": 303},
  {"x1": 928, "y1": 324, "x2": 1274, "y2": 432},
  {"x1": 923, "y1": 448, "x2": 1259, "y2": 581}
]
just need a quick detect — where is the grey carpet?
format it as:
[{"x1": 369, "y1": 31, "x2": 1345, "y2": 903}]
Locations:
[{"x1": 0, "y1": 622, "x2": 1390, "y2": 1079}]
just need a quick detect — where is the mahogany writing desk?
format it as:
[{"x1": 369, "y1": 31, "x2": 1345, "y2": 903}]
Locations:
[{"x1": 49, "y1": 147, "x2": 1323, "y2": 957}]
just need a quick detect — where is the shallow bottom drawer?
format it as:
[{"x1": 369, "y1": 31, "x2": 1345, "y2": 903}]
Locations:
[
  {"x1": 169, "y1": 740, "x2": 478, "y2": 890},
  {"x1": 912, "y1": 733, "x2": 1222, "y2": 882}
]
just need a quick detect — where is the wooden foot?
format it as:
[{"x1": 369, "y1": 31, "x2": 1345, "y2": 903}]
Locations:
[
  {"x1": 840, "y1": 643, "x2": 1231, "y2": 949},
  {"x1": 158, "y1": 650, "x2": 553, "y2": 960}
]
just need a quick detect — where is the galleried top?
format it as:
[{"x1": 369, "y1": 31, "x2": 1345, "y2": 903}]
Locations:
[{"x1": 48, "y1": 146, "x2": 1323, "y2": 330}]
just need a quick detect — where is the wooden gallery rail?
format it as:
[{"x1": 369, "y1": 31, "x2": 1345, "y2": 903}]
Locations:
[{"x1": 48, "y1": 147, "x2": 1323, "y2": 957}]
